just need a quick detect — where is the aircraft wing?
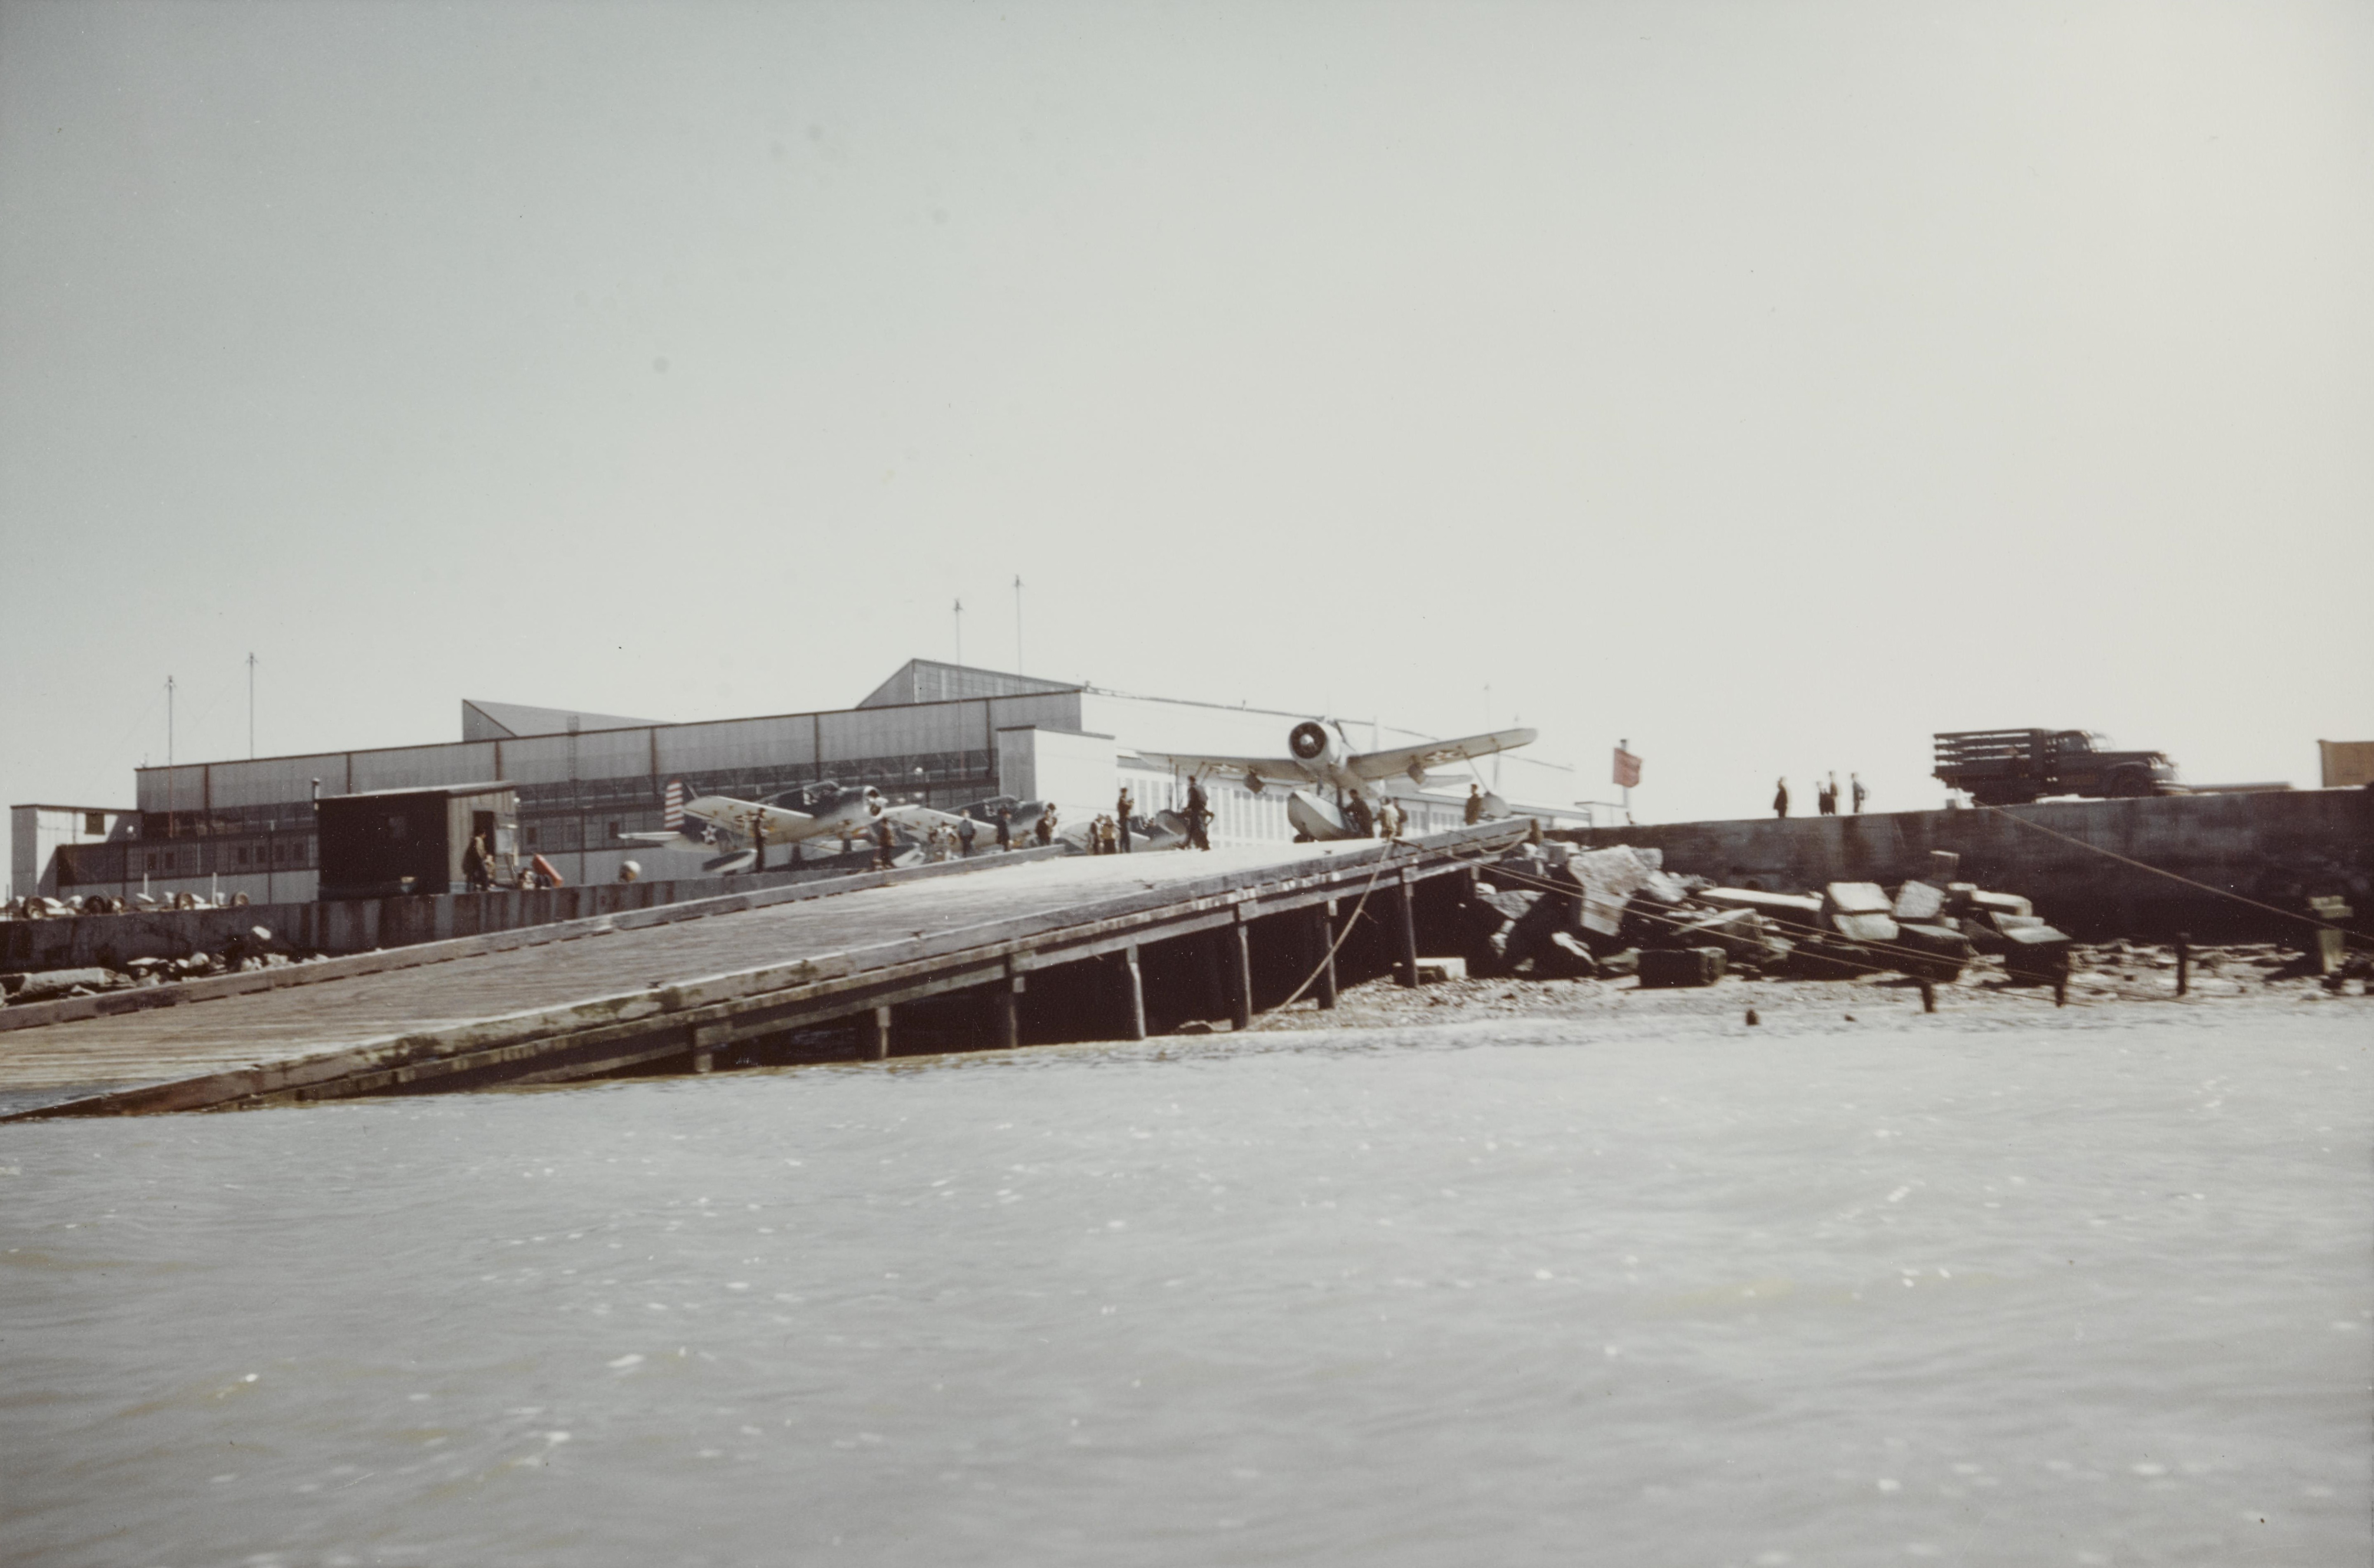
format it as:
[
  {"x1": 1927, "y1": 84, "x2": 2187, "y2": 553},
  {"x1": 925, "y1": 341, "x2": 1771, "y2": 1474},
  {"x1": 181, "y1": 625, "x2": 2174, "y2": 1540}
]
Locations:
[
  {"x1": 882, "y1": 802, "x2": 1047, "y2": 837},
  {"x1": 680, "y1": 795, "x2": 818, "y2": 846},
  {"x1": 879, "y1": 803, "x2": 971, "y2": 835},
  {"x1": 1130, "y1": 752, "x2": 1323, "y2": 788},
  {"x1": 1348, "y1": 726, "x2": 1539, "y2": 784}
]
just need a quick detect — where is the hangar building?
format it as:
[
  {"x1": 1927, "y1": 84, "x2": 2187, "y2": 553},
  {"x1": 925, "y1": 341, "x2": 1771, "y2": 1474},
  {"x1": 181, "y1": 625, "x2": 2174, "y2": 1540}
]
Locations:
[{"x1": 15, "y1": 660, "x2": 1589, "y2": 904}]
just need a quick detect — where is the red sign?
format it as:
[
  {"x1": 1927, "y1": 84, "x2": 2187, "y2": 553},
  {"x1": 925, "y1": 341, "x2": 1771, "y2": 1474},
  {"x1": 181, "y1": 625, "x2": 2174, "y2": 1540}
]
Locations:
[{"x1": 1612, "y1": 747, "x2": 1642, "y2": 789}]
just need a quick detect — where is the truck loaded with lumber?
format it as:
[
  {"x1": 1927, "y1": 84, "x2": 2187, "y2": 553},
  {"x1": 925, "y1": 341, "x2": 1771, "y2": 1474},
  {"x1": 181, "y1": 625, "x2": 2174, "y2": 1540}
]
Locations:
[{"x1": 1933, "y1": 729, "x2": 2180, "y2": 806}]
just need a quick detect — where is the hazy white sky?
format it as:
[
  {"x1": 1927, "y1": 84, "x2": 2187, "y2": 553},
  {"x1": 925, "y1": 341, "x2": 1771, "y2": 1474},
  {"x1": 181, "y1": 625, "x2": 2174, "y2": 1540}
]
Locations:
[{"x1": 4, "y1": 0, "x2": 2368, "y2": 827}]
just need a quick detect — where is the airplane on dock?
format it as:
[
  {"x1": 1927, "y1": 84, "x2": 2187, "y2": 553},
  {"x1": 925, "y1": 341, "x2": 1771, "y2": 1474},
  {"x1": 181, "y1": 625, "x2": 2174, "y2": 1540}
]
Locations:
[
  {"x1": 1136, "y1": 719, "x2": 1536, "y2": 841},
  {"x1": 618, "y1": 779, "x2": 1055, "y2": 870}
]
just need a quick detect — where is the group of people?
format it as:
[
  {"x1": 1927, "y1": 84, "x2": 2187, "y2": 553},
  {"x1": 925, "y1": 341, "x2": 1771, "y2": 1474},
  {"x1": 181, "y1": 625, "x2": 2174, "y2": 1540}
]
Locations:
[
  {"x1": 1772, "y1": 772, "x2": 1867, "y2": 819},
  {"x1": 1084, "y1": 785, "x2": 1144, "y2": 855},
  {"x1": 464, "y1": 832, "x2": 566, "y2": 890},
  {"x1": 907, "y1": 803, "x2": 1052, "y2": 863}
]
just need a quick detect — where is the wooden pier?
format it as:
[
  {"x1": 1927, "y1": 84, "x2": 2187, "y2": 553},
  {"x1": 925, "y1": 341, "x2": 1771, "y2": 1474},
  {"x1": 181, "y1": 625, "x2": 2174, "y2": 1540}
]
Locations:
[{"x1": 0, "y1": 823, "x2": 1523, "y2": 1118}]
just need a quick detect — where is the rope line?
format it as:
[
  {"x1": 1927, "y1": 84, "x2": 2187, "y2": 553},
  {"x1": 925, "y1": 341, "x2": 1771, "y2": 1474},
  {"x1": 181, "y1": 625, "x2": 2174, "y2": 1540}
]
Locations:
[
  {"x1": 1247, "y1": 838, "x2": 1418, "y2": 1029},
  {"x1": 1970, "y1": 803, "x2": 2369, "y2": 950}
]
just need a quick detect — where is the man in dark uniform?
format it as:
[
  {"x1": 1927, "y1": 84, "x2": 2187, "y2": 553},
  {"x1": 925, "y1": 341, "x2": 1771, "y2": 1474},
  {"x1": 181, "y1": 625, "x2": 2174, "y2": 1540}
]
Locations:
[
  {"x1": 995, "y1": 807, "x2": 1013, "y2": 852},
  {"x1": 1773, "y1": 778, "x2": 1790, "y2": 819},
  {"x1": 462, "y1": 834, "x2": 492, "y2": 893},
  {"x1": 1851, "y1": 773, "x2": 1867, "y2": 815},
  {"x1": 1035, "y1": 805, "x2": 1056, "y2": 847},
  {"x1": 1184, "y1": 778, "x2": 1211, "y2": 851},
  {"x1": 1464, "y1": 784, "x2": 1485, "y2": 825},
  {"x1": 873, "y1": 816, "x2": 896, "y2": 870},
  {"x1": 1115, "y1": 786, "x2": 1134, "y2": 853}
]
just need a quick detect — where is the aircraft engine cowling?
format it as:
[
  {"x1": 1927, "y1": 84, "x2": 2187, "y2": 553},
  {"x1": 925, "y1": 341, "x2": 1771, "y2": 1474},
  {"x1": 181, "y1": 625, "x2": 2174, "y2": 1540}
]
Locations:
[{"x1": 1287, "y1": 721, "x2": 1345, "y2": 775}]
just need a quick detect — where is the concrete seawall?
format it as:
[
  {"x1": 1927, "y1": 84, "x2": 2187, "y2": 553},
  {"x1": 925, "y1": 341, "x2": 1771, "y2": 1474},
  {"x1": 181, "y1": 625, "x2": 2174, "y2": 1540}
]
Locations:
[{"x1": 1568, "y1": 789, "x2": 2372, "y2": 941}]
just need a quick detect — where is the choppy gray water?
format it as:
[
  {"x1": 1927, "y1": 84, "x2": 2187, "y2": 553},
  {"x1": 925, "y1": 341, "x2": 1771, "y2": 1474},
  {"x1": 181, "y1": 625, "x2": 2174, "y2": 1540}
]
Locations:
[{"x1": 3, "y1": 1010, "x2": 2367, "y2": 1567}]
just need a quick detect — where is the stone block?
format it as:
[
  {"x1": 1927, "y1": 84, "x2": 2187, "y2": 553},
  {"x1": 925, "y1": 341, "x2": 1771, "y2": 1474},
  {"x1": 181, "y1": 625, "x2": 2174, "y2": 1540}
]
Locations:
[
  {"x1": 1699, "y1": 887, "x2": 1826, "y2": 934},
  {"x1": 2001, "y1": 923, "x2": 2074, "y2": 981},
  {"x1": 1786, "y1": 935, "x2": 1880, "y2": 981},
  {"x1": 1532, "y1": 932, "x2": 1598, "y2": 980},
  {"x1": 1927, "y1": 850, "x2": 1961, "y2": 884},
  {"x1": 1636, "y1": 870, "x2": 1692, "y2": 905},
  {"x1": 1596, "y1": 948, "x2": 1639, "y2": 977},
  {"x1": 1968, "y1": 889, "x2": 2035, "y2": 919},
  {"x1": 1830, "y1": 911, "x2": 1901, "y2": 945},
  {"x1": 1639, "y1": 946, "x2": 1726, "y2": 988},
  {"x1": 1414, "y1": 957, "x2": 1468, "y2": 983},
  {"x1": 1570, "y1": 847, "x2": 1655, "y2": 937},
  {"x1": 1822, "y1": 883, "x2": 1898, "y2": 946},
  {"x1": 1673, "y1": 906, "x2": 1767, "y2": 960},
  {"x1": 1822, "y1": 882, "x2": 1892, "y2": 916},
  {"x1": 1891, "y1": 880, "x2": 1946, "y2": 922},
  {"x1": 1890, "y1": 922, "x2": 1974, "y2": 981},
  {"x1": 1957, "y1": 912, "x2": 2006, "y2": 955}
]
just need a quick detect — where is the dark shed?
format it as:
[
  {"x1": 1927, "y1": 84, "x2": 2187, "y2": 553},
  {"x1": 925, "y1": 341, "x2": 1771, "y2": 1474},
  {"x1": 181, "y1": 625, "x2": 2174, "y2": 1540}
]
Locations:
[{"x1": 315, "y1": 783, "x2": 519, "y2": 901}]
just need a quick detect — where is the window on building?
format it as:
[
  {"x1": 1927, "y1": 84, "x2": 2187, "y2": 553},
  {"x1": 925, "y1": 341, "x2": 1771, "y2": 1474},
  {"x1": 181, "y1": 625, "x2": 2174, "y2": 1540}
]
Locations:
[
  {"x1": 237, "y1": 846, "x2": 249, "y2": 865},
  {"x1": 606, "y1": 821, "x2": 620, "y2": 840},
  {"x1": 526, "y1": 825, "x2": 540, "y2": 848},
  {"x1": 84, "y1": 812, "x2": 105, "y2": 835},
  {"x1": 145, "y1": 852, "x2": 157, "y2": 872}
]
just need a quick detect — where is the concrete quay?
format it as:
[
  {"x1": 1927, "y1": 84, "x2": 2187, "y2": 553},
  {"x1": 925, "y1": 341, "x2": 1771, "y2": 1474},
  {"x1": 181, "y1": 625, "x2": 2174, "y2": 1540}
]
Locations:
[{"x1": 1568, "y1": 789, "x2": 2371, "y2": 941}]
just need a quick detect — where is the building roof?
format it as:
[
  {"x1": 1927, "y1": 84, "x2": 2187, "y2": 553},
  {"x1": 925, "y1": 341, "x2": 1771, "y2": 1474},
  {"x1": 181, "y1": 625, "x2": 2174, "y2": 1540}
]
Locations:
[
  {"x1": 857, "y1": 659, "x2": 1082, "y2": 710},
  {"x1": 322, "y1": 781, "x2": 515, "y2": 802},
  {"x1": 461, "y1": 699, "x2": 671, "y2": 741}
]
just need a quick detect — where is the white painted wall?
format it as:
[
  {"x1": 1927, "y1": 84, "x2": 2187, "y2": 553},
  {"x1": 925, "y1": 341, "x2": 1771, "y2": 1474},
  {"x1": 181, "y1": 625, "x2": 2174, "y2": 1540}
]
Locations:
[{"x1": 9, "y1": 804, "x2": 134, "y2": 899}]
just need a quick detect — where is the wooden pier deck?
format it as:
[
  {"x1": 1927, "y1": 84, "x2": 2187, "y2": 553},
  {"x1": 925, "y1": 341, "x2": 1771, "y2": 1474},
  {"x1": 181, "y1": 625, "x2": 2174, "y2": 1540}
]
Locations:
[{"x1": 0, "y1": 823, "x2": 1523, "y2": 1118}]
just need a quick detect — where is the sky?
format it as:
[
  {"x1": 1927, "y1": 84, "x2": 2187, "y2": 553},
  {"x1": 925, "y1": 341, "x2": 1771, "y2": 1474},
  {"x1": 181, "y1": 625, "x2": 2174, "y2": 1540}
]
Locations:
[{"x1": 3, "y1": 0, "x2": 2369, "y2": 840}]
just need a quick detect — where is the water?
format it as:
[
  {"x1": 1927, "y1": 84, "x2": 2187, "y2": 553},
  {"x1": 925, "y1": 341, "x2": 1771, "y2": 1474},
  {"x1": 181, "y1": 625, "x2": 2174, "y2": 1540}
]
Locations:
[{"x1": 4, "y1": 1010, "x2": 2367, "y2": 1567}]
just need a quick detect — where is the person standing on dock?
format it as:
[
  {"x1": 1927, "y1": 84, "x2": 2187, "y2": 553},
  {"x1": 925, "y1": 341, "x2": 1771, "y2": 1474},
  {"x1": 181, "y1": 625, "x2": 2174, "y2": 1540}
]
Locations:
[
  {"x1": 1817, "y1": 775, "x2": 1837, "y2": 816},
  {"x1": 995, "y1": 806, "x2": 1013, "y2": 853},
  {"x1": 1378, "y1": 797, "x2": 1403, "y2": 839},
  {"x1": 1465, "y1": 784, "x2": 1485, "y2": 825},
  {"x1": 1773, "y1": 778, "x2": 1790, "y2": 818},
  {"x1": 1184, "y1": 778, "x2": 1212, "y2": 851},
  {"x1": 1851, "y1": 773, "x2": 1867, "y2": 815},
  {"x1": 873, "y1": 816, "x2": 896, "y2": 870},
  {"x1": 462, "y1": 835, "x2": 493, "y2": 893},
  {"x1": 1116, "y1": 785, "x2": 1134, "y2": 852},
  {"x1": 958, "y1": 814, "x2": 977, "y2": 857},
  {"x1": 1035, "y1": 806, "x2": 1056, "y2": 847}
]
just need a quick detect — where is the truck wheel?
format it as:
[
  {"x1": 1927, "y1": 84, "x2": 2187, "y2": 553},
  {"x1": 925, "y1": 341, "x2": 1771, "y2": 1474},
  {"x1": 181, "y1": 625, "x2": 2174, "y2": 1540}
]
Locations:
[{"x1": 2108, "y1": 766, "x2": 2154, "y2": 798}]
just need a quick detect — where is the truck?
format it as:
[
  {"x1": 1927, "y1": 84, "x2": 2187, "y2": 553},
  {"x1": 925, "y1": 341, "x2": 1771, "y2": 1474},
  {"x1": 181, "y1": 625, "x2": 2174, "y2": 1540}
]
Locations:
[{"x1": 1932, "y1": 729, "x2": 2180, "y2": 806}]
